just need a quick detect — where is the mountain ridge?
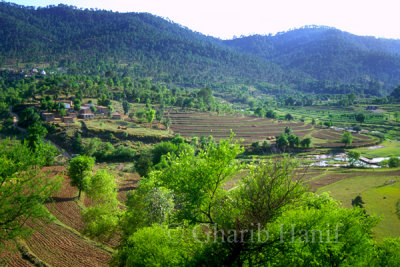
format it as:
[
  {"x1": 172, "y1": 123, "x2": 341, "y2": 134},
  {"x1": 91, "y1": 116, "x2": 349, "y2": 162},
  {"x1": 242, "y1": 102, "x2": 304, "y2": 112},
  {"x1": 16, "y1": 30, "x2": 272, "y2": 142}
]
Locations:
[{"x1": 1, "y1": 2, "x2": 400, "y2": 95}]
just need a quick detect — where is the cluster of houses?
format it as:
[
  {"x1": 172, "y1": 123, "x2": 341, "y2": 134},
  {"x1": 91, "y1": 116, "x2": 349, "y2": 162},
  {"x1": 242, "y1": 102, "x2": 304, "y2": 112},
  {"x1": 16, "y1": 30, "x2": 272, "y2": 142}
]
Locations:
[{"x1": 41, "y1": 101, "x2": 123, "y2": 123}]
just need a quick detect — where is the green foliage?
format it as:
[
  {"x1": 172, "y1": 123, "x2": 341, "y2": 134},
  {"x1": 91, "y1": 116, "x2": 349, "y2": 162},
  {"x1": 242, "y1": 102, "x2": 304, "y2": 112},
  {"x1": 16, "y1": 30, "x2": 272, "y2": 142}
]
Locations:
[
  {"x1": 284, "y1": 126, "x2": 292, "y2": 135},
  {"x1": 146, "y1": 108, "x2": 156, "y2": 124},
  {"x1": 351, "y1": 195, "x2": 365, "y2": 208},
  {"x1": 67, "y1": 155, "x2": 95, "y2": 199},
  {"x1": 147, "y1": 134, "x2": 243, "y2": 223},
  {"x1": 276, "y1": 133, "x2": 288, "y2": 150},
  {"x1": 26, "y1": 121, "x2": 48, "y2": 151},
  {"x1": 97, "y1": 94, "x2": 111, "y2": 107},
  {"x1": 163, "y1": 116, "x2": 172, "y2": 129},
  {"x1": 115, "y1": 136, "x2": 400, "y2": 266},
  {"x1": 135, "y1": 149, "x2": 154, "y2": 177},
  {"x1": 265, "y1": 109, "x2": 277, "y2": 119},
  {"x1": 388, "y1": 156, "x2": 400, "y2": 168},
  {"x1": 348, "y1": 150, "x2": 361, "y2": 167},
  {"x1": 83, "y1": 139, "x2": 136, "y2": 162},
  {"x1": 300, "y1": 137, "x2": 312, "y2": 148},
  {"x1": 285, "y1": 113, "x2": 294, "y2": 121},
  {"x1": 122, "y1": 179, "x2": 174, "y2": 237},
  {"x1": 374, "y1": 238, "x2": 400, "y2": 266},
  {"x1": 116, "y1": 224, "x2": 197, "y2": 267},
  {"x1": 341, "y1": 131, "x2": 354, "y2": 147},
  {"x1": 0, "y1": 139, "x2": 62, "y2": 246},
  {"x1": 19, "y1": 107, "x2": 40, "y2": 128},
  {"x1": 287, "y1": 134, "x2": 300, "y2": 148},
  {"x1": 122, "y1": 100, "x2": 131, "y2": 115},
  {"x1": 73, "y1": 98, "x2": 81, "y2": 111},
  {"x1": 82, "y1": 170, "x2": 122, "y2": 241},
  {"x1": 355, "y1": 113, "x2": 366, "y2": 123}
]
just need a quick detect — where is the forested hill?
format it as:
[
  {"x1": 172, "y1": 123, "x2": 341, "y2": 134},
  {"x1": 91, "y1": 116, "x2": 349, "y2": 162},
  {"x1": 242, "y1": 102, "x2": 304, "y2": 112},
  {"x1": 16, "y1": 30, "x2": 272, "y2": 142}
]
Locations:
[
  {"x1": 1, "y1": 3, "x2": 400, "y2": 95},
  {"x1": 0, "y1": 2, "x2": 288, "y2": 89},
  {"x1": 224, "y1": 26, "x2": 400, "y2": 94}
]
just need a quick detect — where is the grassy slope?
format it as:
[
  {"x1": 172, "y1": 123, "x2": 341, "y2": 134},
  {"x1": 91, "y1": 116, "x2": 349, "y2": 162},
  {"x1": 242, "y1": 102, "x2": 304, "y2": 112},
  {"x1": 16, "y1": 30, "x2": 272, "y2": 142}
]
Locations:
[
  {"x1": 315, "y1": 168, "x2": 400, "y2": 240},
  {"x1": 354, "y1": 140, "x2": 400, "y2": 158}
]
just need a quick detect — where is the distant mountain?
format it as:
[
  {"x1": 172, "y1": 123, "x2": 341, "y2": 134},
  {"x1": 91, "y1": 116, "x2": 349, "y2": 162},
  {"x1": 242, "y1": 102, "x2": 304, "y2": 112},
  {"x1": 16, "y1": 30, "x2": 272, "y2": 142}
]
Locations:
[
  {"x1": 1, "y1": 3, "x2": 400, "y2": 96},
  {"x1": 224, "y1": 26, "x2": 400, "y2": 95},
  {"x1": 0, "y1": 2, "x2": 287, "y2": 89}
]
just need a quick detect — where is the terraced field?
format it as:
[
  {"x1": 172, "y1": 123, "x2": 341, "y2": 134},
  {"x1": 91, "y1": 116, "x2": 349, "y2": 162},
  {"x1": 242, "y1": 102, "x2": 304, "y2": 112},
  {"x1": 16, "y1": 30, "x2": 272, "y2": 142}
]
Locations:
[
  {"x1": 169, "y1": 111, "x2": 377, "y2": 147},
  {"x1": 0, "y1": 166, "x2": 140, "y2": 267}
]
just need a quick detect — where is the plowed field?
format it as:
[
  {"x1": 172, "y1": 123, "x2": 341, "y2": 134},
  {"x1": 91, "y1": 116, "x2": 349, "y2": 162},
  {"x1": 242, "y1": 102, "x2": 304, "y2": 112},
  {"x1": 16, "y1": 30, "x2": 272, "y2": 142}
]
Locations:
[{"x1": 169, "y1": 111, "x2": 376, "y2": 147}]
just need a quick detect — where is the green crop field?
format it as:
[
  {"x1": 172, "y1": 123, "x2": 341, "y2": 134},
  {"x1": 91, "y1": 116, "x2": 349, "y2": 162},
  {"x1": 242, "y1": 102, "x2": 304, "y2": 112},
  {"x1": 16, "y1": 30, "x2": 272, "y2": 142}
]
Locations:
[{"x1": 314, "y1": 168, "x2": 400, "y2": 240}]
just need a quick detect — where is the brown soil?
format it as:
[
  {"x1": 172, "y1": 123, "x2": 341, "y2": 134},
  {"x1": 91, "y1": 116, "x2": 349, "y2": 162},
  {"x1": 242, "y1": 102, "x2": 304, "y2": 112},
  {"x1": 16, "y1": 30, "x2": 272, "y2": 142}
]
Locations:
[
  {"x1": 25, "y1": 222, "x2": 112, "y2": 267},
  {"x1": 0, "y1": 242, "x2": 34, "y2": 267}
]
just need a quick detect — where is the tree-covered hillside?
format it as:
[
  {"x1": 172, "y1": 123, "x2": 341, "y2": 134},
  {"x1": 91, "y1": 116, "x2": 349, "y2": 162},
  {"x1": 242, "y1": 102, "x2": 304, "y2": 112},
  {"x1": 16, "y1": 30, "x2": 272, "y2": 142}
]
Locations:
[
  {"x1": 224, "y1": 26, "x2": 400, "y2": 95},
  {"x1": 1, "y1": 3, "x2": 400, "y2": 95},
  {"x1": 0, "y1": 2, "x2": 288, "y2": 89}
]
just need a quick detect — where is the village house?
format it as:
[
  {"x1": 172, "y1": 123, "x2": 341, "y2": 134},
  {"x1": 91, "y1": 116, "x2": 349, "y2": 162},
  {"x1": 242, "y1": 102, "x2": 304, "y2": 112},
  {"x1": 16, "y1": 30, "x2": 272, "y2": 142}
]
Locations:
[
  {"x1": 63, "y1": 116, "x2": 75, "y2": 123},
  {"x1": 79, "y1": 106, "x2": 95, "y2": 119},
  {"x1": 96, "y1": 106, "x2": 109, "y2": 115},
  {"x1": 41, "y1": 113, "x2": 55, "y2": 122},
  {"x1": 112, "y1": 113, "x2": 122, "y2": 120}
]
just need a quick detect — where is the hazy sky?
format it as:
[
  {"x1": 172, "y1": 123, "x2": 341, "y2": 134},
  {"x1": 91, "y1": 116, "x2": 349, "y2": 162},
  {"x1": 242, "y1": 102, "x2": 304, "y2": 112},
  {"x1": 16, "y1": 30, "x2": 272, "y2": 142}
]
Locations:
[{"x1": 9, "y1": 0, "x2": 400, "y2": 39}]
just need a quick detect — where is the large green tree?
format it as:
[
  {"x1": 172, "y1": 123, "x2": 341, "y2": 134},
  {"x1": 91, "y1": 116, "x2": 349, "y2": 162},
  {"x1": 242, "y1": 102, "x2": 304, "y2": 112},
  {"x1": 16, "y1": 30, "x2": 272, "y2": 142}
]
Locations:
[
  {"x1": 341, "y1": 131, "x2": 354, "y2": 147},
  {"x1": 0, "y1": 139, "x2": 62, "y2": 248},
  {"x1": 67, "y1": 155, "x2": 95, "y2": 199},
  {"x1": 114, "y1": 140, "x2": 398, "y2": 266}
]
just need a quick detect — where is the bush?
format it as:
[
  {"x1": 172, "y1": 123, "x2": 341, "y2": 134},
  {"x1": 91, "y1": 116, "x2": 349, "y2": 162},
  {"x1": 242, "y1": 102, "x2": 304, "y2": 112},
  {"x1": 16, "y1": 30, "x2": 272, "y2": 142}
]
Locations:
[{"x1": 388, "y1": 156, "x2": 400, "y2": 168}]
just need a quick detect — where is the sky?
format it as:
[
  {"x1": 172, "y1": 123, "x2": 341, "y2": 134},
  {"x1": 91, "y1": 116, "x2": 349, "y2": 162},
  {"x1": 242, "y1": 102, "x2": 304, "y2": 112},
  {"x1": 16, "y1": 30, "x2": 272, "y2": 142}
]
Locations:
[{"x1": 8, "y1": 0, "x2": 400, "y2": 40}]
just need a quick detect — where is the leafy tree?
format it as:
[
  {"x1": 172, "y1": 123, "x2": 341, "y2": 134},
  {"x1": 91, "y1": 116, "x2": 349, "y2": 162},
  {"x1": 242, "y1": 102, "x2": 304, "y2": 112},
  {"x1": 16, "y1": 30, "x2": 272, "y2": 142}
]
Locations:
[
  {"x1": 122, "y1": 100, "x2": 131, "y2": 115},
  {"x1": 276, "y1": 133, "x2": 289, "y2": 151},
  {"x1": 19, "y1": 107, "x2": 40, "y2": 127},
  {"x1": 116, "y1": 224, "x2": 196, "y2": 266},
  {"x1": 82, "y1": 170, "x2": 122, "y2": 241},
  {"x1": 73, "y1": 98, "x2": 81, "y2": 111},
  {"x1": 67, "y1": 155, "x2": 95, "y2": 199},
  {"x1": 121, "y1": 179, "x2": 175, "y2": 238},
  {"x1": 26, "y1": 121, "x2": 48, "y2": 151},
  {"x1": 348, "y1": 150, "x2": 361, "y2": 167},
  {"x1": 113, "y1": 136, "x2": 398, "y2": 266},
  {"x1": 128, "y1": 112, "x2": 135, "y2": 121},
  {"x1": 90, "y1": 105, "x2": 97, "y2": 113},
  {"x1": 284, "y1": 126, "x2": 292, "y2": 135},
  {"x1": 285, "y1": 113, "x2": 294, "y2": 121},
  {"x1": 98, "y1": 94, "x2": 111, "y2": 107},
  {"x1": 254, "y1": 107, "x2": 265, "y2": 117},
  {"x1": 287, "y1": 134, "x2": 300, "y2": 148},
  {"x1": 351, "y1": 195, "x2": 365, "y2": 208},
  {"x1": 341, "y1": 131, "x2": 354, "y2": 147},
  {"x1": 353, "y1": 125, "x2": 362, "y2": 133},
  {"x1": 146, "y1": 109, "x2": 156, "y2": 124},
  {"x1": 73, "y1": 132, "x2": 83, "y2": 153},
  {"x1": 135, "y1": 150, "x2": 154, "y2": 177},
  {"x1": 388, "y1": 156, "x2": 400, "y2": 168},
  {"x1": 300, "y1": 137, "x2": 312, "y2": 148},
  {"x1": 198, "y1": 87, "x2": 214, "y2": 109},
  {"x1": 163, "y1": 117, "x2": 172, "y2": 129},
  {"x1": 265, "y1": 109, "x2": 276, "y2": 119},
  {"x1": 0, "y1": 139, "x2": 62, "y2": 247},
  {"x1": 355, "y1": 113, "x2": 366, "y2": 124},
  {"x1": 146, "y1": 134, "x2": 243, "y2": 223}
]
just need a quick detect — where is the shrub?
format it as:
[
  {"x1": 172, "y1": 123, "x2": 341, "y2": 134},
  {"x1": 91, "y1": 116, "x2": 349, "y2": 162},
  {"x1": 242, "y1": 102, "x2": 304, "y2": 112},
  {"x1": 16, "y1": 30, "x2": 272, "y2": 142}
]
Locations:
[{"x1": 388, "y1": 156, "x2": 400, "y2": 168}]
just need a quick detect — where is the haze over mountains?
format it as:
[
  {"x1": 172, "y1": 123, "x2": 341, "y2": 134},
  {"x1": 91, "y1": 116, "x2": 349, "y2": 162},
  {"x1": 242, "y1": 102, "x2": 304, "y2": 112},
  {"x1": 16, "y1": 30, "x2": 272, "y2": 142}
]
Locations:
[{"x1": 1, "y1": 2, "x2": 400, "y2": 95}]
